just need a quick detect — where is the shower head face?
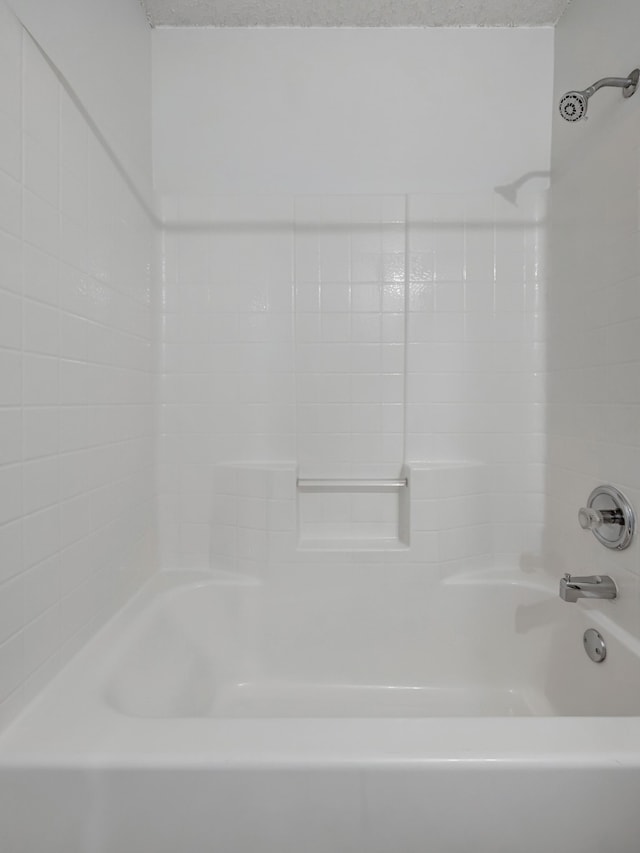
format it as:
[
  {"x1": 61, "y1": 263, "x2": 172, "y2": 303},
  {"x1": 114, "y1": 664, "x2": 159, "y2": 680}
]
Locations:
[{"x1": 559, "y1": 91, "x2": 588, "y2": 122}]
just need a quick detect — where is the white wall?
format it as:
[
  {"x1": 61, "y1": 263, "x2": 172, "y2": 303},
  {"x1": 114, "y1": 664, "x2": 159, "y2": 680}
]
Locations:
[
  {"x1": 6, "y1": 0, "x2": 152, "y2": 199},
  {"x1": 155, "y1": 27, "x2": 553, "y2": 571},
  {"x1": 153, "y1": 27, "x2": 554, "y2": 195},
  {"x1": 0, "y1": 0, "x2": 156, "y2": 730},
  {"x1": 546, "y1": 0, "x2": 640, "y2": 611}
]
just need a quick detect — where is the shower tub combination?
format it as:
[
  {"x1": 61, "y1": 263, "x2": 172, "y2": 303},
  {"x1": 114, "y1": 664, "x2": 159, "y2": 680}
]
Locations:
[{"x1": 1, "y1": 565, "x2": 640, "y2": 853}]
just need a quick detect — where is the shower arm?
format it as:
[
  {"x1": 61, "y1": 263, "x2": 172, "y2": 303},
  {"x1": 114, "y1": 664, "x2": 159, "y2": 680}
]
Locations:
[{"x1": 584, "y1": 72, "x2": 639, "y2": 99}]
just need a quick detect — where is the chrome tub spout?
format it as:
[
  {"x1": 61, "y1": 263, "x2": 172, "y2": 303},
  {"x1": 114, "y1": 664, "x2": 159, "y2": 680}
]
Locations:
[{"x1": 559, "y1": 573, "x2": 617, "y2": 603}]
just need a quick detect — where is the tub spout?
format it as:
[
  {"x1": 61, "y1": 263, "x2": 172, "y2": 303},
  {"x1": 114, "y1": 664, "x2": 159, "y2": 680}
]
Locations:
[{"x1": 559, "y1": 573, "x2": 617, "y2": 603}]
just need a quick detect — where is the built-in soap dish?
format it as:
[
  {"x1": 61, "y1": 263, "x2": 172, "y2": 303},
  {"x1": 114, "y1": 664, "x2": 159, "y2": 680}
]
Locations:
[{"x1": 296, "y1": 475, "x2": 410, "y2": 551}]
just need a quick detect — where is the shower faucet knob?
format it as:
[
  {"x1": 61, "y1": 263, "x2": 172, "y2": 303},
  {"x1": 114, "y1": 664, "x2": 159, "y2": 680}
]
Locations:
[
  {"x1": 578, "y1": 507, "x2": 604, "y2": 530},
  {"x1": 578, "y1": 506, "x2": 623, "y2": 530},
  {"x1": 578, "y1": 485, "x2": 635, "y2": 550}
]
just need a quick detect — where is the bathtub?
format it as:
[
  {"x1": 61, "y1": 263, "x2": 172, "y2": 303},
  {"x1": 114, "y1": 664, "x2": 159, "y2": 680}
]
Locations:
[{"x1": 1, "y1": 566, "x2": 640, "y2": 853}]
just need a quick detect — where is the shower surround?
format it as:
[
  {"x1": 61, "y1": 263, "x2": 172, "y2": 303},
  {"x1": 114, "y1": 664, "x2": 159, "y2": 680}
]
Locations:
[{"x1": 4, "y1": 2, "x2": 640, "y2": 852}]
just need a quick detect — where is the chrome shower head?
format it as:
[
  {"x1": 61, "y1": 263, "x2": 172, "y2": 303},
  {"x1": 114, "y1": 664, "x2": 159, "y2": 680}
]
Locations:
[
  {"x1": 559, "y1": 68, "x2": 640, "y2": 122},
  {"x1": 559, "y1": 91, "x2": 588, "y2": 122}
]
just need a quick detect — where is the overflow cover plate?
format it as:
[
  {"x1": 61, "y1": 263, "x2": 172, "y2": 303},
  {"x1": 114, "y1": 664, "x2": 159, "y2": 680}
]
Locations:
[{"x1": 583, "y1": 628, "x2": 606, "y2": 663}]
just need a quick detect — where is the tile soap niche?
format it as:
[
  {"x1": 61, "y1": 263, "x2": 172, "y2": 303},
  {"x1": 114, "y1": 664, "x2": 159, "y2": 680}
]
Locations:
[{"x1": 296, "y1": 470, "x2": 410, "y2": 551}]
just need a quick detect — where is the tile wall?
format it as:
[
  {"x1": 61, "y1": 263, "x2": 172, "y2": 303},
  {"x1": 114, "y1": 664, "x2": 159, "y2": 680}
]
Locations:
[
  {"x1": 159, "y1": 191, "x2": 546, "y2": 570},
  {"x1": 209, "y1": 461, "x2": 487, "y2": 577},
  {"x1": 408, "y1": 193, "x2": 547, "y2": 563},
  {"x1": 159, "y1": 197, "x2": 295, "y2": 567},
  {"x1": 0, "y1": 2, "x2": 156, "y2": 728},
  {"x1": 294, "y1": 196, "x2": 406, "y2": 479}
]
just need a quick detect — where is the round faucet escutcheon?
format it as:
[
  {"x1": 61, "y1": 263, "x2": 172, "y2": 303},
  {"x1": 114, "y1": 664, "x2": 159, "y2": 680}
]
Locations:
[{"x1": 578, "y1": 485, "x2": 635, "y2": 551}]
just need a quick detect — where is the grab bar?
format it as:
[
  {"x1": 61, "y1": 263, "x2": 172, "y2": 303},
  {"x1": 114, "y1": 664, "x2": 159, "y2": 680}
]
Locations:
[{"x1": 297, "y1": 478, "x2": 408, "y2": 492}]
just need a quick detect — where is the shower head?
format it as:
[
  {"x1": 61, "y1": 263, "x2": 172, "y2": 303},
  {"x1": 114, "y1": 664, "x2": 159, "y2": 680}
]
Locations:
[
  {"x1": 559, "y1": 68, "x2": 640, "y2": 122},
  {"x1": 559, "y1": 91, "x2": 588, "y2": 122}
]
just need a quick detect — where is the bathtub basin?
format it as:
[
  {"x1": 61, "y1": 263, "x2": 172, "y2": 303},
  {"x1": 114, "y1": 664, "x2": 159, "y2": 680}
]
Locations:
[
  {"x1": 103, "y1": 568, "x2": 640, "y2": 720},
  {"x1": 1, "y1": 566, "x2": 640, "y2": 853}
]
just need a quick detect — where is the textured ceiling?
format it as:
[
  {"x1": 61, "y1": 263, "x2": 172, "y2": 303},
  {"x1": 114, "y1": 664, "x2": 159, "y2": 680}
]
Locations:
[{"x1": 141, "y1": 0, "x2": 572, "y2": 28}]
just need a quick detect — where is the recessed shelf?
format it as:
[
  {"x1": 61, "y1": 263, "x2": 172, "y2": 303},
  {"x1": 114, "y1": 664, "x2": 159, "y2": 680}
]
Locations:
[
  {"x1": 296, "y1": 470, "x2": 410, "y2": 552},
  {"x1": 297, "y1": 478, "x2": 407, "y2": 493},
  {"x1": 297, "y1": 538, "x2": 410, "y2": 553}
]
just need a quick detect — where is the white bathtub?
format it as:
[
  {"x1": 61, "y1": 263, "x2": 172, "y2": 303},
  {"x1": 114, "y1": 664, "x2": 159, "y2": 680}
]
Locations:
[{"x1": 2, "y1": 567, "x2": 640, "y2": 853}]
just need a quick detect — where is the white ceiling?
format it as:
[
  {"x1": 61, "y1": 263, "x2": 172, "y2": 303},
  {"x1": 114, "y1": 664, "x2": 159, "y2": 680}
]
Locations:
[{"x1": 141, "y1": 0, "x2": 572, "y2": 28}]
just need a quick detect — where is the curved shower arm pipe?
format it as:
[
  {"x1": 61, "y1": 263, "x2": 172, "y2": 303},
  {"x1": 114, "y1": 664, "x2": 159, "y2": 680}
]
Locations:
[{"x1": 583, "y1": 74, "x2": 638, "y2": 98}]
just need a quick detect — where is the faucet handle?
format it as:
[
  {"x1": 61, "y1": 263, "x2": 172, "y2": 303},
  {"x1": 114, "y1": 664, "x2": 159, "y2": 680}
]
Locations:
[
  {"x1": 579, "y1": 506, "x2": 625, "y2": 529},
  {"x1": 578, "y1": 507, "x2": 605, "y2": 530}
]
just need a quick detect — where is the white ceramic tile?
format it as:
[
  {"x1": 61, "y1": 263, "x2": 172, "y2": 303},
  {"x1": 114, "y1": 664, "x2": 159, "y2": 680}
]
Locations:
[
  {"x1": 22, "y1": 456, "x2": 59, "y2": 515},
  {"x1": 0, "y1": 573, "x2": 23, "y2": 650},
  {"x1": 0, "y1": 230, "x2": 21, "y2": 294},
  {"x1": 0, "y1": 465, "x2": 21, "y2": 526},
  {"x1": 22, "y1": 603, "x2": 60, "y2": 678},
  {"x1": 23, "y1": 190, "x2": 59, "y2": 258},
  {"x1": 22, "y1": 353, "x2": 58, "y2": 406},
  {"x1": 22, "y1": 36, "x2": 58, "y2": 146},
  {"x1": 22, "y1": 554, "x2": 59, "y2": 622},
  {"x1": 0, "y1": 3, "x2": 22, "y2": 122},
  {"x1": 0, "y1": 170, "x2": 21, "y2": 238},
  {"x1": 0, "y1": 348, "x2": 21, "y2": 406},
  {"x1": 0, "y1": 111, "x2": 21, "y2": 182},
  {"x1": 0, "y1": 289, "x2": 21, "y2": 349},
  {"x1": 23, "y1": 298, "x2": 58, "y2": 356},
  {"x1": 59, "y1": 92, "x2": 88, "y2": 179},
  {"x1": 0, "y1": 631, "x2": 23, "y2": 705},
  {"x1": 23, "y1": 244, "x2": 58, "y2": 306},
  {"x1": 0, "y1": 519, "x2": 22, "y2": 584},
  {"x1": 60, "y1": 494, "x2": 93, "y2": 549},
  {"x1": 0, "y1": 408, "x2": 22, "y2": 465},
  {"x1": 58, "y1": 312, "x2": 88, "y2": 361},
  {"x1": 59, "y1": 359, "x2": 88, "y2": 406},
  {"x1": 24, "y1": 134, "x2": 58, "y2": 208}
]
